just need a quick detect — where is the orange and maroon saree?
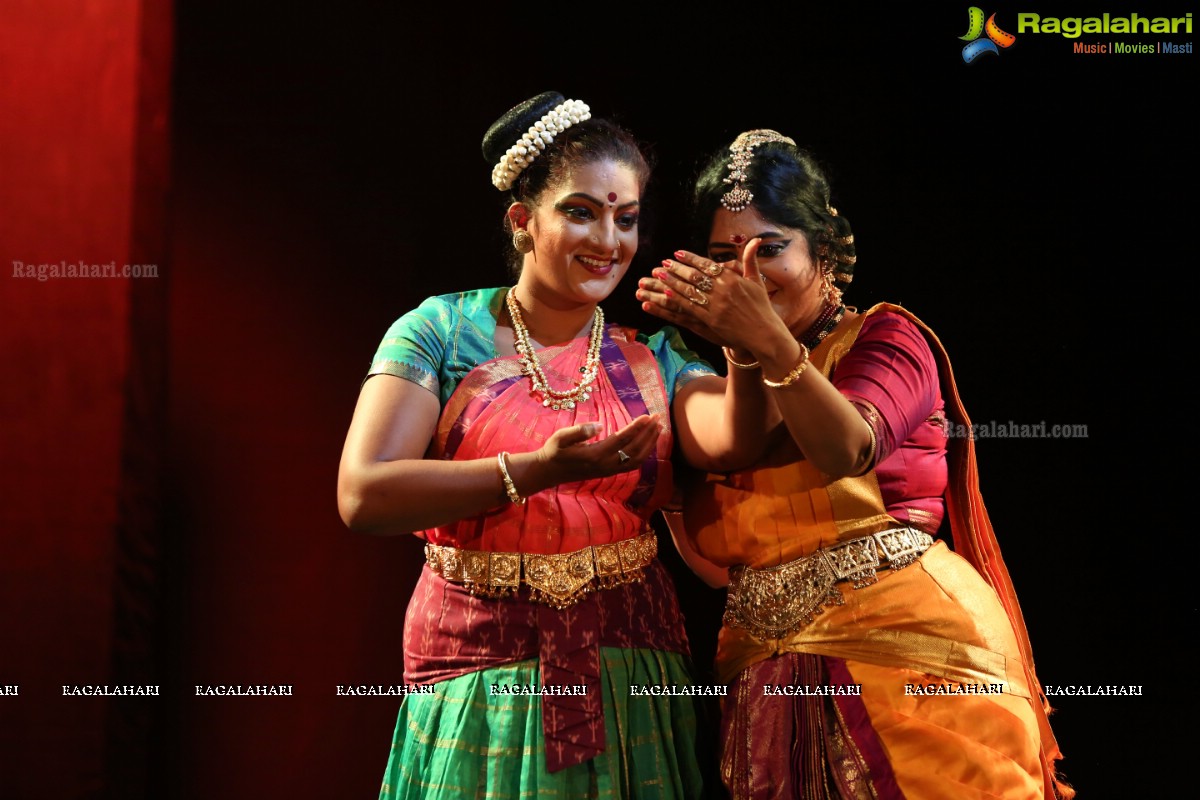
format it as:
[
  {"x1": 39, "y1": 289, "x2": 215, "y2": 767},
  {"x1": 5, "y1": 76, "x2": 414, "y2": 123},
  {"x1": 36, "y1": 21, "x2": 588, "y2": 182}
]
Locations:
[{"x1": 683, "y1": 304, "x2": 1070, "y2": 800}]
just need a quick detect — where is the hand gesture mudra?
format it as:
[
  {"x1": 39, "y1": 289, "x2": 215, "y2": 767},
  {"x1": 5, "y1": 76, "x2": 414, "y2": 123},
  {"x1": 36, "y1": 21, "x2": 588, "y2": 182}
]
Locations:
[{"x1": 636, "y1": 238, "x2": 781, "y2": 354}]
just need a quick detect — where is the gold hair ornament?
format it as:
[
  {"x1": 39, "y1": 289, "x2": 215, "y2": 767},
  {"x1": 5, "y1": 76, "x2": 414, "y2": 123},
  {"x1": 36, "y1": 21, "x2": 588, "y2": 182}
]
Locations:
[{"x1": 720, "y1": 130, "x2": 797, "y2": 213}]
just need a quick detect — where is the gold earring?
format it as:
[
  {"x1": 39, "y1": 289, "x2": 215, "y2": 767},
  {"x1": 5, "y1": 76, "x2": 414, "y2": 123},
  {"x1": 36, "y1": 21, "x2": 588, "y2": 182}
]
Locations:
[
  {"x1": 512, "y1": 229, "x2": 533, "y2": 254},
  {"x1": 820, "y1": 260, "x2": 843, "y2": 305}
]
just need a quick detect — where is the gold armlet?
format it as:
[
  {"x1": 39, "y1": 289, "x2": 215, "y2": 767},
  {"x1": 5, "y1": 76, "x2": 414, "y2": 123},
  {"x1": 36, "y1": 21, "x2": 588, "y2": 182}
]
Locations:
[
  {"x1": 853, "y1": 418, "x2": 878, "y2": 476},
  {"x1": 849, "y1": 400, "x2": 881, "y2": 476}
]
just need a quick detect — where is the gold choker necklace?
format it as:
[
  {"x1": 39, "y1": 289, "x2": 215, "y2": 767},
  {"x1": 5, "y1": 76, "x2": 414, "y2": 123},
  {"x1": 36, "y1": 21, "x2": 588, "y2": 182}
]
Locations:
[{"x1": 505, "y1": 290, "x2": 604, "y2": 410}]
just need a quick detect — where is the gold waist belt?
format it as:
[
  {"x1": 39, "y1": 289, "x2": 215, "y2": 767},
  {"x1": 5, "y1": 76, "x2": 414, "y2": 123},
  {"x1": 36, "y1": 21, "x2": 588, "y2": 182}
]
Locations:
[
  {"x1": 724, "y1": 527, "x2": 933, "y2": 640},
  {"x1": 424, "y1": 532, "x2": 657, "y2": 610}
]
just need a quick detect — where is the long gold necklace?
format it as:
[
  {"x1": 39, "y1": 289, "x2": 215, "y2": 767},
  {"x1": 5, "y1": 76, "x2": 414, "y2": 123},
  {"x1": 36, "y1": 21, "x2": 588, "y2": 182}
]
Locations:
[{"x1": 505, "y1": 289, "x2": 604, "y2": 411}]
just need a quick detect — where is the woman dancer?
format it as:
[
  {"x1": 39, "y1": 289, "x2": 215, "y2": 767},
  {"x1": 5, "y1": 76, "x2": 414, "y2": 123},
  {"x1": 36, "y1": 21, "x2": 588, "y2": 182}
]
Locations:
[
  {"x1": 638, "y1": 130, "x2": 1071, "y2": 799},
  {"x1": 338, "y1": 92, "x2": 747, "y2": 799}
]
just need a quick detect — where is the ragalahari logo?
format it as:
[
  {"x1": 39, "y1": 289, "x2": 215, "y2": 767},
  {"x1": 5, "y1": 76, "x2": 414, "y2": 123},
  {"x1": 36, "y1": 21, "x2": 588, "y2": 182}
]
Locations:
[{"x1": 960, "y1": 7, "x2": 1016, "y2": 62}]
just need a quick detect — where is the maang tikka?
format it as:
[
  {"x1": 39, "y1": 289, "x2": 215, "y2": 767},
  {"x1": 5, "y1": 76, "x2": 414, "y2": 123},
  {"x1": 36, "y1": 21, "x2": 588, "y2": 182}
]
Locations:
[{"x1": 721, "y1": 130, "x2": 797, "y2": 213}]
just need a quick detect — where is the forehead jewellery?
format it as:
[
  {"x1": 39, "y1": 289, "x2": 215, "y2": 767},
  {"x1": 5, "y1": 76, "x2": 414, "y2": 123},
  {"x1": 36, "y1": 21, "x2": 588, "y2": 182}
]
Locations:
[{"x1": 721, "y1": 129, "x2": 797, "y2": 213}]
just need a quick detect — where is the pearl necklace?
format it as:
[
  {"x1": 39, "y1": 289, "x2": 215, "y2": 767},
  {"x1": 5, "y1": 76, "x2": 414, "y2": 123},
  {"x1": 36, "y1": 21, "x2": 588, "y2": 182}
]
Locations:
[{"x1": 505, "y1": 289, "x2": 604, "y2": 411}]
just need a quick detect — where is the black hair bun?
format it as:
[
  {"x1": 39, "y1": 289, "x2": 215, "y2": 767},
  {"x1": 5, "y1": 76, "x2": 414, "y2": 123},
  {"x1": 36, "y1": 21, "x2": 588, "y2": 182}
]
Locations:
[{"x1": 481, "y1": 91, "x2": 564, "y2": 165}]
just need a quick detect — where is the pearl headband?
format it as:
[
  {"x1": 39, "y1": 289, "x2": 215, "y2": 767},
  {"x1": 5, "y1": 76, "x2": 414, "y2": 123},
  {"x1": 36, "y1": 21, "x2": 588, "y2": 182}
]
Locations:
[
  {"x1": 491, "y1": 98, "x2": 592, "y2": 191},
  {"x1": 720, "y1": 129, "x2": 797, "y2": 212}
]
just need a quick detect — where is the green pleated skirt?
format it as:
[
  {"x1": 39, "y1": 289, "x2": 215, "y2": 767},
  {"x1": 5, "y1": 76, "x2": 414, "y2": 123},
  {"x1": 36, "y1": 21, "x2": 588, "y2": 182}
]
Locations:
[{"x1": 379, "y1": 647, "x2": 717, "y2": 799}]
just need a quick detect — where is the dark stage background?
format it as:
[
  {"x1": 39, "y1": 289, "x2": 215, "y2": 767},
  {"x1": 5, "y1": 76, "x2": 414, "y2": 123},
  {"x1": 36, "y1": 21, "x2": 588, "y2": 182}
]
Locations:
[{"x1": 1, "y1": 1, "x2": 1191, "y2": 797}]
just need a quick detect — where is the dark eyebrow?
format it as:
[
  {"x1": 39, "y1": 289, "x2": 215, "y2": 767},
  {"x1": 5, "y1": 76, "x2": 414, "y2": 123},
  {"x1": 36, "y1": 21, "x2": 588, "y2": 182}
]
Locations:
[
  {"x1": 708, "y1": 232, "x2": 787, "y2": 250},
  {"x1": 560, "y1": 192, "x2": 639, "y2": 210}
]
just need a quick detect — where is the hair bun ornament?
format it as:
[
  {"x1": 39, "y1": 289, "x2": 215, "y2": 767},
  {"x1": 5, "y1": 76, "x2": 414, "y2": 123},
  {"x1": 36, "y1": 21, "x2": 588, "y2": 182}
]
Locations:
[
  {"x1": 483, "y1": 91, "x2": 592, "y2": 192},
  {"x1": 720, "y1": 129, "x2": 797, "y2": 213}
]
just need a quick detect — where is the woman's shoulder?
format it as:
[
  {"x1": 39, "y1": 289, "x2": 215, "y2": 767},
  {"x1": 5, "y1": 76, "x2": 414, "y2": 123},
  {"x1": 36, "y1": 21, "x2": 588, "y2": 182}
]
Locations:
[
  {"x1": 637, "y1": 326, "x2": 716, "y2": 376},
  {"x1": 858, "y1": 303, "x2": 937, "y2": 343},
  {"x1": 861, "y1": 302, "x2": 919, "y2": 326},
  {"x1": 420, "y1": 285, "x2": 506, "y2": 312},
  {"x1": 626, "y1": 324, "x2": 691, "y2": 349},
  {"x1": 848, "y1": 304, "x2": 945, "y2": 377},
  {"x1": 604, "y1": 323, "x2": 712, "y2": 367},
  {"x1": 391, "y1": 286, "x2": 507, "y2": 325}
]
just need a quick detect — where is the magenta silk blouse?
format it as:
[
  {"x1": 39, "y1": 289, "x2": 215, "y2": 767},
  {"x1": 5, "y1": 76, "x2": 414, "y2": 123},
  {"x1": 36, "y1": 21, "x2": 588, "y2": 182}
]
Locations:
[{"x1": 835, "y1": 309, "x2": 950, "y2": 535}]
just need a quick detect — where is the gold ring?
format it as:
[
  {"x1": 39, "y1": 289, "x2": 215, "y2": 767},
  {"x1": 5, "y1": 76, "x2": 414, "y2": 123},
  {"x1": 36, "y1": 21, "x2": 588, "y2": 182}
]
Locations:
[
  {"x1": 695, "y1": 275, "x2": 714, "y2": 293},
  {"x1": 702, "y1": 262, "x2": 723, "y2": 277},
  {"x1": 687, "y1": 288, "x2": 709, "y2": 306}
]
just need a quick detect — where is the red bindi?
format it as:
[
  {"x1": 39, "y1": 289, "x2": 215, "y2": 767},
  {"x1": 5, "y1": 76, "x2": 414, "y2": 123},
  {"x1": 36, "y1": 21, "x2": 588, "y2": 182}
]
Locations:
[
  {"x1": 730, "y1": 234, "x2": 747, "y2": 244},
  {"x1": 607, "y1": 192, "x2": 617, "y2": 203}
]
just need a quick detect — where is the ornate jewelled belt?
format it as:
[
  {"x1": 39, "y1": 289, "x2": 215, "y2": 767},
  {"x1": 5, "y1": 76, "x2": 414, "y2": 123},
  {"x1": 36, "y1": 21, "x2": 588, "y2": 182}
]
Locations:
[
  {"x1": 424, "y1": 532, "x2": 657, "y2": 610},
  {"x1": 723, "y1": 527, "x2": 934, "y2": 640}
]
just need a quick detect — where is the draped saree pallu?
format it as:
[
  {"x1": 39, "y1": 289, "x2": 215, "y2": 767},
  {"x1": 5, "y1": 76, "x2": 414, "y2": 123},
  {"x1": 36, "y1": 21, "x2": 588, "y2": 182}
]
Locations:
[
  {"x1": 682, "y1": 304, "x2": 1071, "y2": 800},
  {"x1": 367, "y1": 288, "x2": 716, "y2": 800}
]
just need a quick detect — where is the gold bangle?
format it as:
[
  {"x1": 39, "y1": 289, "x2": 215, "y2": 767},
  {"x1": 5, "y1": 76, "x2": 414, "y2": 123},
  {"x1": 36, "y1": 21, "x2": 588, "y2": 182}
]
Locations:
[
  {"x1": 722, "y1": 346, "x2": 761, "y2": 370},
  {"x1": 497, "y1": 451, "x2": 525, "y2": 505},
  {"x1": 762, "y1": 344, "x2": 811, "y2": 388}
]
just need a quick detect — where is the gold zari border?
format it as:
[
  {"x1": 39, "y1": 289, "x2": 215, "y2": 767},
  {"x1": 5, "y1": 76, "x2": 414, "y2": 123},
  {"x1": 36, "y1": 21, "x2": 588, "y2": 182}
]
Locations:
[
  {"x1": 424, "y1": 532, "x2": 657, "y2": 610},
  {"x1": 723, "y1": 528, "x2": 933, "y2": 640}
]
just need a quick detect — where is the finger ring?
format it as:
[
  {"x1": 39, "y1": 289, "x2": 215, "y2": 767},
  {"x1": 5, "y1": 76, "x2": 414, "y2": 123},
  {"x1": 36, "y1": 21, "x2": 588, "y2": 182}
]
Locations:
[
  {"x1": 695, "y1": 275, "x2": 714, "y2": 293},
  {"x1": 687, "y1": 288, "x2": 709, "y2": 306},
  {"x1": 617, "y1": 449, "x2": 631, "y2": 463},
  {"x1": 702, "y1": 262, "x2": 723, "y2": 277}
]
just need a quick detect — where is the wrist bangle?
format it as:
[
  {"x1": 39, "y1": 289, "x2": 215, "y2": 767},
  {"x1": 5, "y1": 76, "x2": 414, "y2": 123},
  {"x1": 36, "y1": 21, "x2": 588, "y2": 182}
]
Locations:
[
  {"x1": 762, "y1": 344, "x2": 811, "y2": 388},
  {"x1": 723, "y1": 346, "x2": 761, "y2": 370},
  {"x1": 497, "y1": 451, "x2": 525, "y2": 505}
]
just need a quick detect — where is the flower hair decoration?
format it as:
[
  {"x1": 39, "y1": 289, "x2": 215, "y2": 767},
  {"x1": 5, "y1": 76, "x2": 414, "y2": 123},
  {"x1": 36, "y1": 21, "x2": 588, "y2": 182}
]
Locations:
[{"x1": 491, "y1": 98, "x2": 592, "y2": 191}]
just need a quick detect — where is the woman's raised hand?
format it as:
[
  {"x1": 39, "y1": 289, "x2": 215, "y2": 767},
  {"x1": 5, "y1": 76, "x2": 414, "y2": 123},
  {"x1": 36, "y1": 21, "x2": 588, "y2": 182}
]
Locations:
[{"x1": 636, "y1": 239, "x2": 783, "y2": 353}]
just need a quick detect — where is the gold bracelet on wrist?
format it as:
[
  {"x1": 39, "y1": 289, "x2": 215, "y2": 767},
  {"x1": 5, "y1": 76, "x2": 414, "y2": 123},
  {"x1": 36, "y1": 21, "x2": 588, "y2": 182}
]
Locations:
[
  {"x1": 723, "y1": 346, "x2": 761, "y2": 370},
  {"x1": 762, "y1": 344, "x2": 811, "y2": 389},
  {"x1": 497, "y1": 451, "x2": 525, "y2": 505}
]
